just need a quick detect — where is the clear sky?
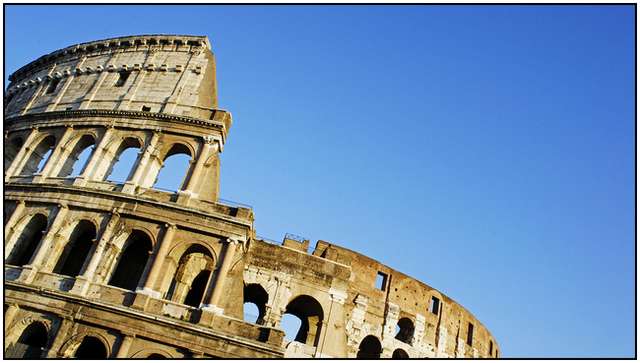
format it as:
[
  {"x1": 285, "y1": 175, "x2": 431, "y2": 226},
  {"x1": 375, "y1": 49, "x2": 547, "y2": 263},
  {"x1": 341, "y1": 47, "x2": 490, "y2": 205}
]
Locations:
[{"x1": 5, "y1": 4, "x2": 635, "y2": 358}]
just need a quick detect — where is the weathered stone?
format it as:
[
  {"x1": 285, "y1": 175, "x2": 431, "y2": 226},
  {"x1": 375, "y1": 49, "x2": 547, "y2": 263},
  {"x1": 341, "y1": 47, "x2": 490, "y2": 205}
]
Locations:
[{"x1": 4, "y1": 34, "x2": 499, "y2": 359}]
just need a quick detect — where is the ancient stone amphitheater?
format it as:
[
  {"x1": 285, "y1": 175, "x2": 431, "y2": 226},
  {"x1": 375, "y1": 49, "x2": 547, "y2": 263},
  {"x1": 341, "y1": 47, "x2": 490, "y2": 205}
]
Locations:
[{"x1": 4, "y1": 34, "x2": 499, "y2": 359}]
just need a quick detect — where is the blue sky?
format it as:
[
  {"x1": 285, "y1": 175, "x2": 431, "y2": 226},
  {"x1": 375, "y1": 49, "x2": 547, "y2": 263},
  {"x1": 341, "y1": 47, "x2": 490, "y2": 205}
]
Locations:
[{"x1": 5, "y1": 5, "x2": 635, "y2": 358}]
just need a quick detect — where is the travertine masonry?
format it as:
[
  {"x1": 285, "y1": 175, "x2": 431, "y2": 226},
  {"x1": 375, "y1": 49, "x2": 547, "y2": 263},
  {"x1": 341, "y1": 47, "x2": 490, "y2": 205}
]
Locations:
[{"x1": 4, "y1": 34, "x2": 500, "y2": 359}]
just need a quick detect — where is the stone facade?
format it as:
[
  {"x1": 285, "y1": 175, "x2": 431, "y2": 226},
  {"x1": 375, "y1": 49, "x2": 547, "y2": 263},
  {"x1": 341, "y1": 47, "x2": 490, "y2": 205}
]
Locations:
[{"x1": 4, "y1": 34, "x2": 500, "y2": 359}]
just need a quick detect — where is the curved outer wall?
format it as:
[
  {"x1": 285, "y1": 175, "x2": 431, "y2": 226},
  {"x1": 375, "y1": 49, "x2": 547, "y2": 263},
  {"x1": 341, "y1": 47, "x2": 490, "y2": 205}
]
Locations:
[{"x1": 4, "y1": 35, "x2": 499, "y2": 359}]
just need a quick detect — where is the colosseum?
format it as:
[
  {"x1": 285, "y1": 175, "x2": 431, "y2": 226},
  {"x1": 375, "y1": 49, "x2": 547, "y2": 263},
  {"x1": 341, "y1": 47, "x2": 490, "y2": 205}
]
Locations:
[{"x1": 4, "y1": 34, "x2": 499, "y2": 359}]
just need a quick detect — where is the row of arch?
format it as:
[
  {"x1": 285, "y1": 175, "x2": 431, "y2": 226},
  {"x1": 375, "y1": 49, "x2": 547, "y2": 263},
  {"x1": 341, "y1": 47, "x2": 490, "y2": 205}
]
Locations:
[
  {"x1": 242, "y1": 284, "x2": 324, "y2": 348},
  {"x1": 241, "y1": 282, "x2": 423, "y2": 358},
  {"x1": 357, "y1": 335, "x2": 409, "y2": 359},
  {"x1": 5, "y1": 129, "x2": 195, "y2": 193},
  {"x1": 7, "y1": 212, "x2": 219, "y2": 309},
  {"x1": 8, "y1": 318, "x2": 407, "y2": 359},
  {"x1": 5, "y1": 320, "x2": 169, "y2": 359}
]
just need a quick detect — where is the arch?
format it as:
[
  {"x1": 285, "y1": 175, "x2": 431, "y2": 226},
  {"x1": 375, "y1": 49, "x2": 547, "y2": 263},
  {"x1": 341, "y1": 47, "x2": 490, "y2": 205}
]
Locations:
[
  {"x1": 395, "y1": 317, "x2": 415, "y2": 345},
  {"x1": 108, "y1": 230, "x2": 153, "y2": 291},
  {"x1": 356, "y1": 335, "x2": 382, "y2": 359},
  {"x1": 58, "y1": 134, "x2": 96, "y2": 177},
  {"x1": 74, "y1": 336, "x2": 108, "y2": 358},
  {"x1": 53, "y1": 220, "x2": 97, "y2": 277},
  {"x1": 7, "y1": 213, "x2": 48, "y2": 266},
  {"x1": 282, "y1": 295, "x2": 324, "y2": 347},
  {"x1": 20, "y1": 135, "x2": 56, "y2": 175},
  {"x1": 129, "y1": 348, "x2": 173, "y2": 359},
  {"x1": 392, "y1": 348, "x2": 409, "y2": 359},
  {"x1": 7, "y1": 321, "x2": 49, "y2": 358},
  {"x1": 5, "y1": 135, "x2": 24, "y2": 172},
  {"x1": 166, "y1": 241, "x2": 216, "y2": 264},
  {"x1": 183, "y1": 269, "x2": 210, "y2": 308},
  {"x1": 243, "y1": 283, "x2": 268, "y2": 324},
  {"x1": 105, "y1": 137, "x2": 143, "y2": 183},
  {"x1": 165, "y1": 244, "x2": 214, "y2": 307},
  {"x1": 152, "y1": 143, "x2": 192, "y2": 192}
]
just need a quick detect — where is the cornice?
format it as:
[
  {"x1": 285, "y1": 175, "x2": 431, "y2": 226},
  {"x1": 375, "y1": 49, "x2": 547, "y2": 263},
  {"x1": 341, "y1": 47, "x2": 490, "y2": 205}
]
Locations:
[
  {"x1": 4, "y1": 183, "x2": 252, "y2": 237},
  {"x1": 4, "y1": 109, "x2": 232, "y2": 133},
  {"x1": 9, "y1": 34, "x2": 210, "y2": 83}
]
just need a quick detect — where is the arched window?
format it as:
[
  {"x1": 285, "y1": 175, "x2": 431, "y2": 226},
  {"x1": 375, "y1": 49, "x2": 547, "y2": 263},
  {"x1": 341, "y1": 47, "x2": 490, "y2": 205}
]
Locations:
[
  {"x1": 392, "y1": 348, "x2": 409, "y2": 359},
  {"x1": 108, "y1": 231, "x2": 152, "y2": 291},
  {"x1": 152, "y1": 144, "x2": 192, "y2": 192},
  {"x1": 357, "y1": 335, "x2": 382, "y2": 359},
  {"x1": 7, "y1": 214, "x2": 48, "y2": 266},
  {"x1": 243, "y1": 283, "x2": 268, "y2": 324},
  {"x1": 395, "y1": 317, "x2": 415, "y2": 345},
  {"x1": 7, "y1": 321, "x2": 48, "y2": 358},
  {"x1": 20, "y1": 135, "x2": 56, "y2": 175},
  {"x1": 5, "y1": 136, "x2": 23, "y2": 172},
  {"x1": 282, "y1": 295, "x2": 324, "y2": 347},
  {"x1": 74, "y1": 336, "x2": 108, "y2": 358},
  {"x1": 166, "y1": 245, "x2": 214, "y2": 308},
  {"x1": 147, "y1": 353, "x2": 166, "y2": 358},
  {"x1": 105, "y1": 138, "x2": 142, "y2": 183},
  {"x1": 183, "y1": 270, "x2": 210, "y2": 308},
  {"x1": 58, "y1": 134, "x2": 95, "y2": 177},
  {"x1": 53, "y1": 220, "x2": 97, "y2": 277}
]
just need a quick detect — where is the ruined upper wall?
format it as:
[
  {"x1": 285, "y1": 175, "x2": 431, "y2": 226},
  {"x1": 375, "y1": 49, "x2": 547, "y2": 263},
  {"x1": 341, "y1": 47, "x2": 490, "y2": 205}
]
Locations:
[
  {"x1": 246, "y1": 236, "x2": 500, "y2": 358},
  {"x1": 5, "y1": 35, "x2": 218, "y2": 120}
]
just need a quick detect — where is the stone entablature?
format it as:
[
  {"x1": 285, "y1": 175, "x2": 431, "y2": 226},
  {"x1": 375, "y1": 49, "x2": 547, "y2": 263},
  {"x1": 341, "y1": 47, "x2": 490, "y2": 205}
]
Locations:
[
  {"x1": 9, "y1": 35, "x2": 210, "y2": 84},
  {"x1": 4, "y1": 34, "x2": 500, "y2": 359},
  {"x1": 5, "y1": 34, "x2": 217, "y2": 120}
]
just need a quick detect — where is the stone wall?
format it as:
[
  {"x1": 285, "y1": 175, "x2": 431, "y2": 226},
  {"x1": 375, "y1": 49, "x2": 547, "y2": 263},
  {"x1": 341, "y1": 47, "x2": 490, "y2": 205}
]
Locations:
[{"x1": 4, "y1": 34, "x2": 500, "y2": 359}]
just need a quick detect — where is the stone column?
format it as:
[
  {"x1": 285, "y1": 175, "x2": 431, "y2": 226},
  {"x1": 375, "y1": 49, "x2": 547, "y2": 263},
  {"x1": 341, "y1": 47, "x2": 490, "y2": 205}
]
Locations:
[
  {"x1": 45, "y1": 70, "x2": 76, "y2": 112},
  {"x1": 5, "y1": 128, "x2": 39, "y2": 180},
  {"x1": 74, "y1": 126, "x2": 116, "y2": 185},
  {"x1": 413, "y1": 313, "x2": 426, "y2": 349},
  {"x1": 200, "y1": 238, "x2": 240, "y2": 315},
  {"x1": 46, "y1": 318, "x2": 75, "y2": 358},
  {"x1": 177, "y1": 136, "x2": 219, "y2": 205},
  {"x1": 34, "y1": 125, "x2": 74, "y2": 181},
  {"x1": 115, "y1": 334, "x2": 135, "y2": 358},
  {"x1": 20, "y1": 79, "x2": 46, "y2": 115},
  {"x1": 4, "y1": 200, "x2": 26, "y2": 241},
  {"x1": 70, "y1": 212, "x2": 121, "y2": 296},
  {"x1": 19, "y1": 204, "x2": 69, "y2": 283},
  {"x1": 316, "y1": 288, "x2": 347, "y2": 357},
  {"x1": 137, "y1": 223, "x2": 176, "y2": 298},
  {"x1": 3, "y1": 304, "x2": 20, "y2": 334},
  {"x1": 122, "y1": 130, "x2": 161, "y2": 194},
  {"x1": 78, "y1": 61, "x2": 112, "y2": 110}
]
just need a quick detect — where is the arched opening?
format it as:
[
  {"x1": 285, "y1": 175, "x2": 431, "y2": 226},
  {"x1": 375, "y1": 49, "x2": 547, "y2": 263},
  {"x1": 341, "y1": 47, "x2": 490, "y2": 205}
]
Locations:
[
  {"x1": 5, "y1": 136, "x2": 23, "y2": 172},
  {"x1": 152, "y1": 144, "x2": 192, "y2": 192},
  {"x1": 280, "y1": 314, "x2": 302, "y2": 342},
  {"x1": 20, "y1": 135, "x2": 56, "y2": 175},
  {"x1": 7, "y1": 214, "x2": 48, "y2": 266},
  {"x1": 53, "y1": 220, "x2": 97, "y2": 277},
  {"x1": 58, "y1": 134, "x2": 96, "y2": 177},
  {"x1": 395, "y1": 317, "x2": 415, "y2": 345},
  {"x1": 282, "y1": 295, "x2": 324, "y2": 347},
  {"x1": 392, "y1": 348, "x2": 409, "y2": 359},
  {"x1": 166, "y1": 245, "x2": 214, "y2": 307},
  {"x1": 8, "y1": 321, "x2": 48, "y2": 358},
  {"x1": 357, "y1": 335, "x2": 382, "y2": 359},
  {"x1": 243, "y1": 283, "x2": 268, "y2": 324},
  {"x1": 108, "y1": 231, "x2": 153, "y2": 291},
  {"x1": 183, "y1": 269, "x2": 210, "y2": 308},
  {"x1": 74, "y1": 336, "x2": 108, "y2": 358},
  {"x1": 147, "y1": 353, "x2": 166, "y2": 358},
  {"x1": 105, "y1": 138, "x2": 142, "y2": 183}
]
